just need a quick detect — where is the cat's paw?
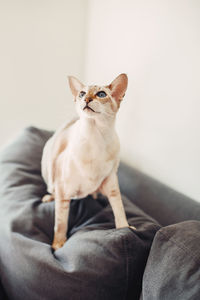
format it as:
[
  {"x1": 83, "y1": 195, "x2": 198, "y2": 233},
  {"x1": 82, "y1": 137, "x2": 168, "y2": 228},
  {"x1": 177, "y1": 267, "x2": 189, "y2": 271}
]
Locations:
[
  {"x1": 92, "y1": 191, "x2": 99, "y2": 199},
  {"x1": 52, "y1": 238, "x2": 67, "y2": 250},
  {"x1": 129, "y1": 225, "x2": 136, "y2": 230},
  {"x1": 42, "y1": 194, "x2": 54, "y2": 203}
]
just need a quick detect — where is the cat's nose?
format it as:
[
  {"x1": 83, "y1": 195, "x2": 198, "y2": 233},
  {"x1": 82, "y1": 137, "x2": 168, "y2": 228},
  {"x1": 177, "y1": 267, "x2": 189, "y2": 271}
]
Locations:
[{"x1": 85, "y1": 97, "x2": 93, "y2": 103}]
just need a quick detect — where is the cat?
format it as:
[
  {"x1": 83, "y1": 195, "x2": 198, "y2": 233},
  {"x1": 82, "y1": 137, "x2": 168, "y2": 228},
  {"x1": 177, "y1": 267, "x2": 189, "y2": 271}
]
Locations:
[{"x1": 41, "y1": 73, "x2": 135, "y2": 250}]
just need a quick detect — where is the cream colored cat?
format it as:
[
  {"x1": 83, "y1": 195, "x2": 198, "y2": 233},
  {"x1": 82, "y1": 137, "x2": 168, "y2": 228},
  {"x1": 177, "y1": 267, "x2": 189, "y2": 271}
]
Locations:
[{"x1": 41, "y1": 73, "x2": 135, "y2": 250}]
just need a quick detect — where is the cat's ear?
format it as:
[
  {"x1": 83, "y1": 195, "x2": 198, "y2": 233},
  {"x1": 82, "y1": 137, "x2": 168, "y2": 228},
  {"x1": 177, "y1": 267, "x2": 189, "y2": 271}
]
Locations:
[
  {"x1": 68, "y1": 76, "x2": 84, "y2": 97},
  {"x1": 108, "y1": 73, "x2": 128, "y2": 104}
]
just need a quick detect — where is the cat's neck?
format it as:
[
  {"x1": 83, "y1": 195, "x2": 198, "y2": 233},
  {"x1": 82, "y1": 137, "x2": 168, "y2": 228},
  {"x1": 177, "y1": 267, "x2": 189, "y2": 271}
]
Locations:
[{"x1": 78, "y1": 115, "x2": 116, "y2": 137}]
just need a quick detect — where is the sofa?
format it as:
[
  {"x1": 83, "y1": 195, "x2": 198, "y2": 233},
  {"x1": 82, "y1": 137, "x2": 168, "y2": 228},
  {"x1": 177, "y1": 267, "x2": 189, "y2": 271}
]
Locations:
[{"x1": 0, "y1": 127, "x2": 199, "y2": 300}]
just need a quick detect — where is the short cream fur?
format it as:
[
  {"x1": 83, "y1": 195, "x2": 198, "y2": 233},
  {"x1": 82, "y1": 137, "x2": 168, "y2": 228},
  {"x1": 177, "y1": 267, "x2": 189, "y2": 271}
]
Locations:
[{"x1": 41, "y1": 74, "x2": 135, "y2": 250}]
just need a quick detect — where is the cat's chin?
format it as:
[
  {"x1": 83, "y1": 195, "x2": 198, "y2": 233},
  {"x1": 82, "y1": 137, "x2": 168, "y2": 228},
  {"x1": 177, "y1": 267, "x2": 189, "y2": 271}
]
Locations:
[{"x1": 83, "y1": 110, "x2": 96, "y2": 118}]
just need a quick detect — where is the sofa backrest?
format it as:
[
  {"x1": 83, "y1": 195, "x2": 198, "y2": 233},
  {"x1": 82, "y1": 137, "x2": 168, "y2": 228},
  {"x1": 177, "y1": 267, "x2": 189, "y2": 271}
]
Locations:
[{"x1": 118, "y1": 162, "x2": 200, "y2": 226}]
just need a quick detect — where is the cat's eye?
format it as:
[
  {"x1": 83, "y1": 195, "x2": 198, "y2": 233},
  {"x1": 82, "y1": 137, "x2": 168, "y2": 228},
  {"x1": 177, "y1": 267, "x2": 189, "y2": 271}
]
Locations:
[
  {"x1": 79, "y1": 91, "x2": 86, "y2": 98},
  {"x1": 96, "y1": 91, "x2": 107, "y2": 98}
]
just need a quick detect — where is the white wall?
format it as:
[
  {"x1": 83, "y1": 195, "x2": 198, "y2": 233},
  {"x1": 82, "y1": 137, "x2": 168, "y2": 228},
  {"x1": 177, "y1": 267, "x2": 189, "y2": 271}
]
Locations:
[
  {"x1": 85, "y1": 0, "x2": 200, "y2": 201},
  {"x1": 0, "y1": 0, "x2": 88, "y2": 144},
  {"x1": 1, "y1": 0, "x2": 200, "y2": 202}
]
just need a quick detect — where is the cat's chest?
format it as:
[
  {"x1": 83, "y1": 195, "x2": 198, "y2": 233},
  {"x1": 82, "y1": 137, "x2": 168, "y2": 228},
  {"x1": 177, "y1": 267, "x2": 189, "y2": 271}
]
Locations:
[
  {"x1": 72, "y1": 135, "x2": 111, "y2": 174},
  {"x1": 62, "y1": 134, "x2": 117, "y2": 195},
  {"x1": 57, "y1": 124, "x2": 119, "y2": 198},
  {"x1": 65, "y1": 151, "x2": 114, "y2": 199}
]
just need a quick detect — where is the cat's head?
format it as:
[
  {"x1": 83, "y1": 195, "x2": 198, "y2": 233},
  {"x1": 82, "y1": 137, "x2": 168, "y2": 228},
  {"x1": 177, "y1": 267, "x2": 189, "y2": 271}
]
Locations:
[{"x1": 68, "y1": 74, "x2": 128, "y2": 119}]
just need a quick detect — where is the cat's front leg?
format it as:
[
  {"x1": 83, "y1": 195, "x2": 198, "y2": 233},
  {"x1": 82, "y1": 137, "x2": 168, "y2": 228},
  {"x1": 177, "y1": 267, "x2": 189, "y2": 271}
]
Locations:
[
  {"x1": 52, "y1": 182, "x2": 70, "y2": 250},
  {"x1": 100, "y1": 172, "x2": 136, "y2": 229}
]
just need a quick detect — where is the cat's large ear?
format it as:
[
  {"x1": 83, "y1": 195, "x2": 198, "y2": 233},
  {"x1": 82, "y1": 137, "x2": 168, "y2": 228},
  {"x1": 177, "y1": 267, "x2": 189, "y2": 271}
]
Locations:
[
  {"x1": 109, "y1": 73, "x2": 128, "y2": 105},
  {"x1": 68, "y1": 76, "x2": 84, "y2": 97}
]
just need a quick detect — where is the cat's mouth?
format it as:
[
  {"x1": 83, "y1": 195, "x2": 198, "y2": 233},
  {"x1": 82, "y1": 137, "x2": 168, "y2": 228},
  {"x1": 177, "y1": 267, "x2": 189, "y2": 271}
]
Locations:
[
  {"x1": 83, "y1": 105, "x2": 95, "y2": 112},
  {"x1": 83, "y1": 105, "x2": 99, "y2": 113}
]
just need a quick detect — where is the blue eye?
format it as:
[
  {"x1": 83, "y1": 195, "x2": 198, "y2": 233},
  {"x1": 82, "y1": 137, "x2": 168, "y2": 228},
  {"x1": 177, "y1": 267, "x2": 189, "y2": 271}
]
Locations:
[
  {"x1": 96, "y1": 91, "x2": 107, "y2": 98},
  {"x1": 79, "y1": 91, "x2": 86, "y2": 98}
]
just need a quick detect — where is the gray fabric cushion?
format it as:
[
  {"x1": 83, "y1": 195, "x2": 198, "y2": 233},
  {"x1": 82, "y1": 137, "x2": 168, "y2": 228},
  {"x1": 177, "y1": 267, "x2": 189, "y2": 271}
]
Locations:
[
  {"x1": 118, "y1": 163, "x2": 200, "y2": 226},
  {"x1": 0, "y1": 127, "x2": 160, "y2": 300},
  {"x1": 142, "y1": 221, "x2": 200, "y2": 300},
  {"x1": 0, "y1": 279, "x2": 7, "y2": 300}
]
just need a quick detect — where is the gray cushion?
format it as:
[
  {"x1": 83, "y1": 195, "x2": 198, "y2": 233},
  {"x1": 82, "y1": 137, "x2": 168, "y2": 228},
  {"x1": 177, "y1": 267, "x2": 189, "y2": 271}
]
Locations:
[
  {"x1": 142, "y1": 221, "x2": 200, "y2": 300},
  {"x1": 0, "y1": 127, "x2": 160, "y2": 300},
  {"x1": 118, "y1": 163, "x2": 200, "y2": 226}
]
